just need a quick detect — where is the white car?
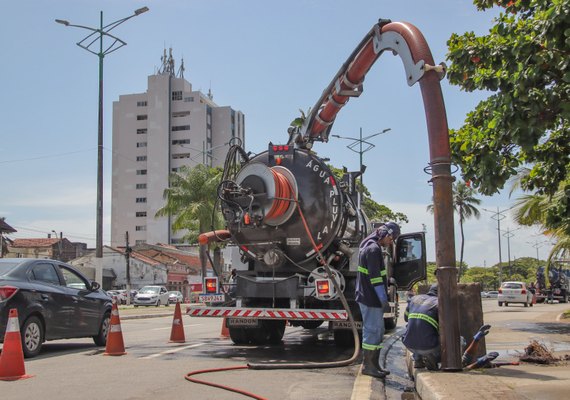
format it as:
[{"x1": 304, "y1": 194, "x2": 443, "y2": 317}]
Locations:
[
  {"x1": 168, "y1": 291, "x2": 184, "y2": 304},
  {"x1": 498, "y1": 281, "x2": 533, "y2": 307},
  {"x1": 134, "y1": 285, "x2": 170, "y2": 307}
]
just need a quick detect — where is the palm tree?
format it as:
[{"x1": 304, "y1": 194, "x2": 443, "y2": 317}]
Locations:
[
  {"x1": 512, "y1": 177, "x2": 570, "y2": 280},
  {"x1": 427, "y1": 181, "x2": 481, "y2": 281},
  {"x1": 155, "y1": 164, "x2": 224, "y2": 280}
]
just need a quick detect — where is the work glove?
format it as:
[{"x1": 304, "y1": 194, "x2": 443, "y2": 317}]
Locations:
[
  {"x1": 466, "y1": 351, "x2": 499, "y2": 370},
  {"x1": 473, "y1": 324, "x2": 491, "y2": 342},
  {"x1": 374, "y1": 284, "x2": 388, "y2": 306}
]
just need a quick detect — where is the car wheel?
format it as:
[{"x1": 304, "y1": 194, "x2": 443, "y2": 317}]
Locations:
[
  {"x1": 156, "y1": 300, "x2": 161, "y2": 307},
  {"x1": 498, "y1": 302, "x2": 503, "y2": 306},
  {"x1": 524, "y1": 302, "x2": 528, "y2": 307},
  {"x1": 505, "y1": 302, "x2": 508, "y2": 307},
  {"x1": 21, "y1": 315, "x2": 43, "y2": 358},
  {"x1": 93, "y1": 312, "x2": 111, "y2": 346},
  {"x1": 165, "y1": 301, "x2": 169, "y2": 307}
]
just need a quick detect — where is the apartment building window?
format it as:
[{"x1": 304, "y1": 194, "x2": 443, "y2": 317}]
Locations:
[
  {"x1": 172, "y1": 110, "x2": 190, "y2": 118},
  {"x1": 137, "y1": 142, "x2": 147, "y2": 148},
  {"x1": 135, "y1": 240, "x2": 145, "y2": 245},
  {"x1": 135, "y1": 225, "x2": 147, "y2": 231},
  {"x1": 172, "y1": 153, "x2": 190, "y2": 159},
  {"x1": 171, "y1": 167, "x2": 179, "y2": 172},
  {"x1": 137, "y1": 128, "x2": 147, "y2": 134},
  {"x1": 136, "y1": 156, "x2": 147, "y2": 162},
  {"x1": 136, "y1": 211, "x2": 147, "y2": 217},
  {"x1": 136, "y1": 169, "x2": 147, "y2": 175},
  {"x1": 172, "y1": 91, "x2": 182, "y2": 101},
  {"x1": 172, "y1": 139, "x2": 190, "y2": 145},
  {"x1": 137, "y1": 101, "x2": 147, "y2": 107},
  {"x1": 136, "y1": 183, "x2": 147, "y2": 189},
  {"x1": 136, "y1": 197, "x2": 147, "y2": 203},
  {"x1": 137, "y1": 115, "x2": 148, "y2": 120},
  {"x1": 184, "y1": 96, "x2": 194, "y2": 102},
  {"x1": 172, "y1": 125, "x2": 190, "y2": 132}
]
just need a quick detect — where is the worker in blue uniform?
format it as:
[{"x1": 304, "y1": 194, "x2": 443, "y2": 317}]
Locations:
[
  {"x1": 355, "y1": 222, "x2": 400, "y2": 379},
  {"x1": 402, "y1": 283, "x2": 440, "y2": 370}
]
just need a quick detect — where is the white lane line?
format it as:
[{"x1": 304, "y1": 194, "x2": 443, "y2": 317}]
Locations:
[
  {"x1": 140, "y1": 343, "x2": 206, "y2": 359},
  {"x1": 152, "y1": 324, "x2": 203, "y2": 331}
]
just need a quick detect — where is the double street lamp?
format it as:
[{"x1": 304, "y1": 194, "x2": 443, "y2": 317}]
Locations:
[
  {"x1": 331, "y1": 127, "x2": 391, "y2": 187},
  {"x1": 56, "y1": 7, "x2": 149, "y2": 258}
]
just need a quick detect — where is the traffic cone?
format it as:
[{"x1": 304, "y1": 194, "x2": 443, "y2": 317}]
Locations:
[
  {"x1": 0, "y1": 308, "x2": 33, "y2": 380},
  {"x1": 104, "y1": 300, "x2": 126, "y2": 356},
  {"x1": 220, "y1": 317, "x2": 230, "y2": 338},
  {"x1": 169, "y1": 301, "x2": 186, "y2": 343}
]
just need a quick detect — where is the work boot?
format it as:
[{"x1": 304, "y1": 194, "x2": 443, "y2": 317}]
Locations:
[
  {"x1": 423, "y1": 354, "x2": 439, "y2": 371},
  {"x1": 413, "y1": 357, "x2": 425, "y2": 369},
  {"x1": 371, "y1": 349, "x2": 391, "y2": 375},
  {"x1": 361, "y1": 349, "x2": 389, "y2": 379}
]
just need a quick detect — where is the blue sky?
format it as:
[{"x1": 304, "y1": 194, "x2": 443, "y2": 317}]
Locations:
[{"x1": 0, "y1": 0, "x2": 554, "y2": 267}]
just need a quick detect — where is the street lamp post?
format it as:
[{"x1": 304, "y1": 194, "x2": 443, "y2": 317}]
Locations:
[
  {"x1": 502, "y1": 227, "x2": 520, "y2": 279},
  {"x1": 331, "y1": 127, "x2": 391, "y2": 187},
  {"x1": 56, "y1": 7, "x2": 149, "y2": 259},
  {"x1": 483, "y1": 207, "x2": 508, "y2": 284}
]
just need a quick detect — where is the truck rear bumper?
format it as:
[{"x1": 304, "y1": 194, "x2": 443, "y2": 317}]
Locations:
[{"x1": 187, "y1": 306, "x2": 348, "y2": 321}]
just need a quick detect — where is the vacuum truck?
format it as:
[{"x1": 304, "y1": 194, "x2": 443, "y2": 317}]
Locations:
[{"x1": 186, "y1": 18, "x2": 454, "y2": 346}]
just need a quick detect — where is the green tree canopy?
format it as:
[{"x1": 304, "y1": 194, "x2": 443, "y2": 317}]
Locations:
[{"x1": 446, "y1": 0, "x2": 570, "y2": 197}]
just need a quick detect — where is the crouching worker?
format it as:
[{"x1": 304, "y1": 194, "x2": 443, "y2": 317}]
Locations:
[
  {"x1": 356, "y1": 222, "x2": 400, "y2": 379},
  {"x1": 402, "y1": 283, "x2": 440, "y2": 370}
]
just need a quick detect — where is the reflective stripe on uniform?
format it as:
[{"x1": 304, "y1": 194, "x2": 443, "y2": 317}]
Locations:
[
  {"x1": 358, "y1": 266, "x2": 368, "y2": 274},
  {"x1": 362, "y1": 342, "x2": 383, "y2": 351},
  {"x1": 408, "y1": 312, "x2": 439, "y2": 331}
]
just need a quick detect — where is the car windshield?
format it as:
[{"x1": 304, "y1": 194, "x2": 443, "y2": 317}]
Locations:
[
  {"x1": 139, "y1": 287, "x2": 160, "y2": 294},
  {"x1": 0, "y1": 261, "x2": 20, "y2": 276},
  {"x1": 502, "y1": 283, "x2": 523, "y2": 289}
]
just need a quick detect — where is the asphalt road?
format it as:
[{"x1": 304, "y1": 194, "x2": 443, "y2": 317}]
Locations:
[{"x1": 1, "y1": 300, "x2": 568, "y2": 400}]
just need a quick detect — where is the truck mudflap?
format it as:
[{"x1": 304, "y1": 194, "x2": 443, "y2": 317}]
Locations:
[{"x1": 186, "y1": 306, "x2": 348, "y2": 321}]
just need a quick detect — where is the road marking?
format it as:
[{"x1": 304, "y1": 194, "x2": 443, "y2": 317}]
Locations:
[
  {"x1": 140, "y1": 343, "x2": 206, "y2": 359},
  {"x1": 151, "y1": 324, "x2": 203, "y2": 331}
]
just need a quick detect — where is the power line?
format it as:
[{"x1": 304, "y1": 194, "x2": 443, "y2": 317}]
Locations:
[{"x1": 0, "y1": 148, "x2": 96, "y2": 164}]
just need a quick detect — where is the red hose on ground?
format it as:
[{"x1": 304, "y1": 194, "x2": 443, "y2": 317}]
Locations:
[{"x1": 184, "y1": 365, "x2": 268, "y2": 400}]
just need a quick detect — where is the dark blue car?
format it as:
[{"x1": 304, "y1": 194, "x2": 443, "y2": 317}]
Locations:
[{"x1": 0, "y1": 258, "x2": 112, "y2": 358}]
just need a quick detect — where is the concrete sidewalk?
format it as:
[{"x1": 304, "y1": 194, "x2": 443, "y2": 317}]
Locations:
[{"x1": 410, "y1": 312, "x2": 570, "y2": 400}]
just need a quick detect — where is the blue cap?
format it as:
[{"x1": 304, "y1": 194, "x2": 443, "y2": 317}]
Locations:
[{"x1": 381, "y1": 222, "x2": 400, "y2": 239}]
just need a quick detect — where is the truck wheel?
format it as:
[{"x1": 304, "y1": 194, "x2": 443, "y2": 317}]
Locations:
[
  {"x1": 229, "y1": 327, "x2": 250, "y2": 345},
  {"x1": 267, "y1": 320, "x2": 286, "y2": 344},
  {"x1": 334, "y1": 329, "x2": 360, "y2": 347},
  {"x1": 384, "y1": 317, "x2": 397, "y2": 331},
  {"x1": 299, "y1": 321, "x2": 323, "y2": 330}
]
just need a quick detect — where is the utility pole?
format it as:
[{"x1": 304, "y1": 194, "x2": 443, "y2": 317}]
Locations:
[
  {"x1": 56, "y1": 6, "x2": 149, "y2": 259},
  {"x1": 125, "y1": 231, "x2": 132, "y2": 305},
  {"x1": 502, "y1": 227, "x2": 520, "y2": 279},
  {"x1": 483, "y1": 207, "x2": 508, "y2": 284},
  {"x1": 331, "y1": 127, "x2": 391, "y2": 207},
  {"x1": 528, "y1": 239, "x2": 547, "y2": 263}
]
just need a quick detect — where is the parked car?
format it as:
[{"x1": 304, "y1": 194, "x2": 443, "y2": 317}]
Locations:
[
  {"x1": 168, "y1": 291, "x2": 184, "y2": 304},
  {"x1": 498, "y1": 281, "x2": 533, "y2": 307},
  {"x1": 0, "y1": 258, "x2": 112, "y2": 358},
  {"x1": 133, "y1": 285, "x2": 170, "y2": 307},
  {"x1": 107, "y1": 290, "x2": 127, "y2": 304},
  {"x1": 486, "y1": 291, "x2": 499, "y2": 298}
]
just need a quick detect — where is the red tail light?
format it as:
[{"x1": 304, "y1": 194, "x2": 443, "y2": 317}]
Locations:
[
  {"x1": 204, "y1": 277, "x2": 219, "y2": 294},
  {"x1": 316, "y1": 280, "x2": 330, "y2": 295},
  {"x1": 521, "y1": 289, "x2": 526, "y2": 294},
  {"x1": 0, "y1": 286, "x2": 19, "y2": 301}
]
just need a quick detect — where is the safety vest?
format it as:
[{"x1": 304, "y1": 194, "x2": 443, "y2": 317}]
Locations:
[{"x1": 402, "y1": 293, "x2": 439, "y2": 350}]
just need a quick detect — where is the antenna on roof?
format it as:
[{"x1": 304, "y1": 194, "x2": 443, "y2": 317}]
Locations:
[{"x1": 207, "y1": 81, "x2": 213, "y2": 100}]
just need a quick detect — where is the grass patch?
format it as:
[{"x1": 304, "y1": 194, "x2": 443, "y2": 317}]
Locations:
[{"x1": 562, "y1": 310, "x2": 570, "y2": 319}]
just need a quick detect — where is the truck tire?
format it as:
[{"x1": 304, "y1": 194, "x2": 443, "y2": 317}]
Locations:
[
  {"x1": 299, "y1": 321, "x2": 323, "y2": 330},
  {"x1": 384, "y1": 317, "x2": 397, "y2": 330},
  {"x1": 247, "y1": 320, "x2": 286, "y2": 345},
  {"x1": 333, "y1": 329, "x2": 360, "y2": 347},
  {"x1": 229, "y1": 327, "x2": 250, "y2": 345}
]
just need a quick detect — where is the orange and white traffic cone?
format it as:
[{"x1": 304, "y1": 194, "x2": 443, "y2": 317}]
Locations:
[
  {"x1": 220, "y1": 317, "x2": 230, "y2": 339},
  {"x1": 0, "y1": 308, "x2": 33, "y2": 381},
  {"x1": 104, "y1": 300, "x2": 126, "y2": 356},
  {"x1": 169, "y1": 301, "x2": 186, "y2": 343}
]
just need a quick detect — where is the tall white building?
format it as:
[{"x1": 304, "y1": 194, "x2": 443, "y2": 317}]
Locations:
[{"x1": 111, "y1": 50, "x2": 245, "y2": 247}]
